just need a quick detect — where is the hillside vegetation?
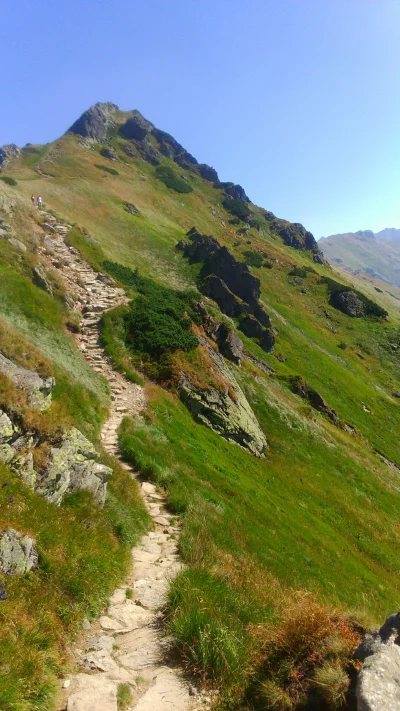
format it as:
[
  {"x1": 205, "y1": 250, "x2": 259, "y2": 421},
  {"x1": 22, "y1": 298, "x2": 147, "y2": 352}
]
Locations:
[{"x1": 1, "y1": 103, "x2": 400, "y2": 710}]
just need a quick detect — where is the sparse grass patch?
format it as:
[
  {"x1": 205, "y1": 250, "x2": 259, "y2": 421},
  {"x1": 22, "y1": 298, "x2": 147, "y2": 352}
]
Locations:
[{"x1": 117, "y1": 683, "x2": 133, "y2": 710}]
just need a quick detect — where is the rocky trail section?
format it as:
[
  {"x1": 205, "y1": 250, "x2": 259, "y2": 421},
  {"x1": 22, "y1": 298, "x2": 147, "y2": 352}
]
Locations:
[{"x1": 35, "y1": 212, "x2": 208, "y2": 711}]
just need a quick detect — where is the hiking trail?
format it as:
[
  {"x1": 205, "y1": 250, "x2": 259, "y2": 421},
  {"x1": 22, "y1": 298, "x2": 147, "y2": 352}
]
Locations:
[{"x1": 37, "y1": 211, "x2": 211, "y2": 711}]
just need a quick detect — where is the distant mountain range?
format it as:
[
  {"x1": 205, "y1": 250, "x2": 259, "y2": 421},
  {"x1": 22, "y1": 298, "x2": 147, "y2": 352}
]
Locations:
[{"x1": 319, "y1": 228, "x2": 400, "y2": 287}]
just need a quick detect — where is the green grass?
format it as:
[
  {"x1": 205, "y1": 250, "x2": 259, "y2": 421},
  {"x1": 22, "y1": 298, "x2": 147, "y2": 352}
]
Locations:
[
  {"x1": 117, "y1": 683, "x2": 133, "y2": 710},
  {"x1": 0, "y1": 461, "x2": 149, "y2": 711},
  {"x1": 119, "y1": 380, "x2": 400, "y2": 699},
  {"x1": 101, "y1": 306, "x2": 144, "y2": 385}
]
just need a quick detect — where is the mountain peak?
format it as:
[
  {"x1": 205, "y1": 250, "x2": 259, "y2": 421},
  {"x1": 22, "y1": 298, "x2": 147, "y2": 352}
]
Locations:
[{"x1": 67, "y1": 101, "x2": 120, "y2": 142}]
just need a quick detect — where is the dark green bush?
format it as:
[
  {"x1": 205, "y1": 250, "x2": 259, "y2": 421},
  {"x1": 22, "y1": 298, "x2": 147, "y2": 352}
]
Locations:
[
  {"x1": 213, "y1": 181, "x2": 234, "y2": 189},
  {"x1": 263, "y1": 261, "x2": 273, "y2": 269},
  {"x1": 289, "y1": 267, "x2": 308, "y2": 278},
  {"x1": 94, "y1": 164, "x2": 119, "y2": 176},
  {"x1": 375, "y1": 286, "x2": 383, "y2": 293},
  {"x1": 243, "y1": 251, "x2": 264, "y2": 268},
  {"x1": 222, "y1": 198, "x2": 251, "y2": 221},
  {"x1": 156, "y1": 165, "x2": 193, "y2": 193},
  {"x1": 337, "y1": 342, "x2": 347, "y2": 350},
  {"x1": 0, "y1": 176, "x2": 17, "y2": 186}
]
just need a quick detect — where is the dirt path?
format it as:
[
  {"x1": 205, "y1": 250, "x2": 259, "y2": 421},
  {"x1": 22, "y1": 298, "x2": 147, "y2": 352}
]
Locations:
[{"x1": 37, "y1": 212, "x2": 210, "y2": 711}]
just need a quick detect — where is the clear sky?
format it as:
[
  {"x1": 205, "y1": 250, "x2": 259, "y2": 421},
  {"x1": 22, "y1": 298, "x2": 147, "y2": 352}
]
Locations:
[{"x1": 1, "y1": 0, "x2": 400, "y2": 238}]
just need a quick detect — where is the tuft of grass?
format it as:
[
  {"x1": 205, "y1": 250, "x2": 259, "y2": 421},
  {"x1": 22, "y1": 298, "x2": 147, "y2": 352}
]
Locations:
[
  {"x1": 125, "y1": 588, "x2": 133, "y2": 600},
  {"x1": 312, "y1": 661, "x2": 350, "y2": 708},
  {"x1": 117, "y1": 682, "x2": 133, "y2": 710}
]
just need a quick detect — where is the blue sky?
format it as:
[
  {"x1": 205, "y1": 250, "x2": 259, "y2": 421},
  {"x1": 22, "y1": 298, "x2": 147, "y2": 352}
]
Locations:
[{"x1": 1, "y1": 0, "x2": 400, "y2": 238}]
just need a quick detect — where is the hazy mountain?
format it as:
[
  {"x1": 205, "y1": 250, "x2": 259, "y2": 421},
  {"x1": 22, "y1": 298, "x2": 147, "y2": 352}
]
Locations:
[{"x1": 319, "y1": 228, "x2": 400, "y2": 287}]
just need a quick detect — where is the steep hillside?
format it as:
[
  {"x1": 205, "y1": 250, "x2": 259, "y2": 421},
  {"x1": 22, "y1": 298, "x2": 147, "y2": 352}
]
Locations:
[
  {"x1": 1, "y1": 103, "x2": 400, "y2": 711},
  {"x1": 320, "y1": 228, "x2": 400, "y2": 287}
]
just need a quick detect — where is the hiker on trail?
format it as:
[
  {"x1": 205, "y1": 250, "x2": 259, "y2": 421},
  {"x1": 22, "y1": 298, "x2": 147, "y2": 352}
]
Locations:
[
  {"x1": 31, "y1": 194, "x2": 35, "y2": 205},
  {"x1": 37, "y1": 195, "x2": 42, "y2": 209}
]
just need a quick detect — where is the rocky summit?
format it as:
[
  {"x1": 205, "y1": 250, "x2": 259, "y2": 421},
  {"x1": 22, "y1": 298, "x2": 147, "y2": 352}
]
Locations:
[{"x1": 1, "y1": 102, "x2": 400, "y2": 711}]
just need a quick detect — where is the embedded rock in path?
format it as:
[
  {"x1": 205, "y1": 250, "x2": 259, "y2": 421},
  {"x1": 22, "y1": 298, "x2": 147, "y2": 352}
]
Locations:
[
  {"x1": 0, "y1": 529, "x2": 38, "y2": 575},
  {"x1": 178, "y1": 339, "x2": 267, "y2": 456},
  {"x1": 0, "y1": 353, "x2": 55, "y2": 410},
  {"x1": 66, "y1": 674, "x2": 118, "y2": 711},
  {"x1": 331, "y1": 290, "x2": 366, "y2": 318},
  {"x1": 0, "y1": 143, "x2": 20, "y2": 168},
  {"x1": 38, "y1": 427, "x2": 112, "y2": 505},
  {"x1": 67, "y1": 102, "x2": 119, "y2": 143}
]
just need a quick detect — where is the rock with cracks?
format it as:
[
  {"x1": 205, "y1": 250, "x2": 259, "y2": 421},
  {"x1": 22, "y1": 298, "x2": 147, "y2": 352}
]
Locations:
[
  {"x1": 0, "y1": 353, "x2": 55, "y2": 410},
  {"x1": 0, "y1": 529, "x2": 38, "y2": 575},
  {"x1": 38, "y1": 427, "x2": 112, "y2": 506}
]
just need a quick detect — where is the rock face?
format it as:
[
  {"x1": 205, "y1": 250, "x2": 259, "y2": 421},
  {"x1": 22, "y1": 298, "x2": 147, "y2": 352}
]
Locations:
[
  {"x1": 214, "y1": 323, "x2": 244, "y2": 364},
  {"x1": 224, "y1": 184, "x2": 250, "y2": 202},
  {"x1": 199, "y1": 163, "x2": 219, "y2": 182},
  {"x1": 38, "y1": 428, "x2": 112, "y2": 506},
  {"x1": 119, "y1": 113, "x2": 153, "y2": 140},
  {"x1": 178, "y1": 228, "x2": 275, "y2": 353},
  {"x1": 33, "y1": 264, "x2": 53, "y2": 295},
  {"x1": 0, "y1": 529, "x2": 38, "y2": 575},
  {"x1": 356, "y1": 613, "x2": 400, "y2": 710},
  {"x1": 289, "y1": 377, "x2": 339, "y2": 423},
  {"x1": 0, "y1": 353, "x2": 55, "y2": 410},
  {"x1": 100, "y1": 147, "x2": 118, "y2": 161},
  {"x1": 269, "y1": 217, "x2": 326, "y2": 263},
  {"x1": 67, "y1": 102, "x2": 119, "y2": 142},
  {"x1": 0, "y1": 144, "x2": 20, "y2": 169},
  {"x1": 178, "y1": 338, "x2": 267, "y2": 457},
  {"x1": 331, "y1": 290, "x2": 366, "y2": 317}
]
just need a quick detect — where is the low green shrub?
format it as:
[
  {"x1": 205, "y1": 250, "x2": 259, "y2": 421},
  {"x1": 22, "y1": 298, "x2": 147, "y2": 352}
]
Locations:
[
  {"x1": 94, "y1": 164, "x2": 119, "y2": 176},
  {"x1": 337, "y1": 342, "x2": 347, "y2": 350},
  {"x1": 0, "y1": 176, "x2": 17, "y2": 186},
  {"x1": 289, "y1": 267, "x2": 308, "y2": 278},
  {"x1": 156, "y1": 165, "x2": 193, "y2": 193},
  {"x1": 263, "y1": 261, "x2": 273, "y2": 269},
  {"x1": 101, "y1": 307, "x2": 144, "y2": 385},
  {"x1": 222, "y1": 197, "x2": 251, "y2": 221},
  {"x1": 243, "y1": 251, "x2": 264, "y2": 268}
]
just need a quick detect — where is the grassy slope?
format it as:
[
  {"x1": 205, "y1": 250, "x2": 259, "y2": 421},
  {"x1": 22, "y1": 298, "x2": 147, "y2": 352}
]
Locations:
[{"x1": 2, "y1": 132, "x2": 400, "y2": 705}]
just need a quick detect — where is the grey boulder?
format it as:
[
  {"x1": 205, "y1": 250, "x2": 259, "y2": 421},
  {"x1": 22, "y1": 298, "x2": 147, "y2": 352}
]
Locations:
[
  {"x1": 0, "y1": 353, "x2": 55, "y2": 410},
  {"x1": 0, "y1": 529, "x2": 38, "y2": 575}
]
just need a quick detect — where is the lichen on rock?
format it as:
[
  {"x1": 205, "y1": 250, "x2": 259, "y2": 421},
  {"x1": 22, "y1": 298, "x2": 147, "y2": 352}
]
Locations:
[
  {"x1": 38, "y1": 427, "x2": 112, "y2": 506},
  {"x1": 0, "y1": 353, "x2": 55, "y2": 411},
  {"x1": 0, "y1": 529, "x2": 38, "y2": 576},
  {"x1": 178, "y1": 339, "x2": 267, "y2": 457}
]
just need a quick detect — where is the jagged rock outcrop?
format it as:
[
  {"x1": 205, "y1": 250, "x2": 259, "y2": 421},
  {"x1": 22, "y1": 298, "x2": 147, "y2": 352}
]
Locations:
[
  {"x1": 0, "y1": 529, "x2": 38, "y2": 575},
  {"x1": 37, "y1": 428, "x2": 112, "y2": 506},
  {"x1": 331, "y1": 290, "x2": 366, "y2": 318},
  {"x1": 178, "y1": 228, "x2": 275, "y2": 352},
  {"x1": 214, "y1": 323, "x2": 244, "y2": 364},
  {"x1": 0, "y1": 353, "x2": 55, "y2": 410},
  {"x1": 270, "y1": 218, "x2": 326, "y2": 263},
  {"x1": 119, "y1": 112, "x2": 154, "y2": 140},
  {"x1": 199, "y1": 164, "x2": 219, "y2": 182},
  {"x1": 67, "y1": 102, "x2": 119, "y2": 142},
  {"x1": 0, "y1": 144, "x2": 20, "y2": 169},
  {"x1": 100, "y1": 147, "x2": 118, "y2": 161},
  {"x1": 224, "y1": 184, "x2": 250, "y2": 202},
  {"x1": 289, "y1": 376, "x2": 339, "y2": 423},
  {"x1": 178, "y1": 339, "x2": 267, "y2": 456},
  {"x1": 356, "y1": 613, "x2": 400, "y2": 710}
]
